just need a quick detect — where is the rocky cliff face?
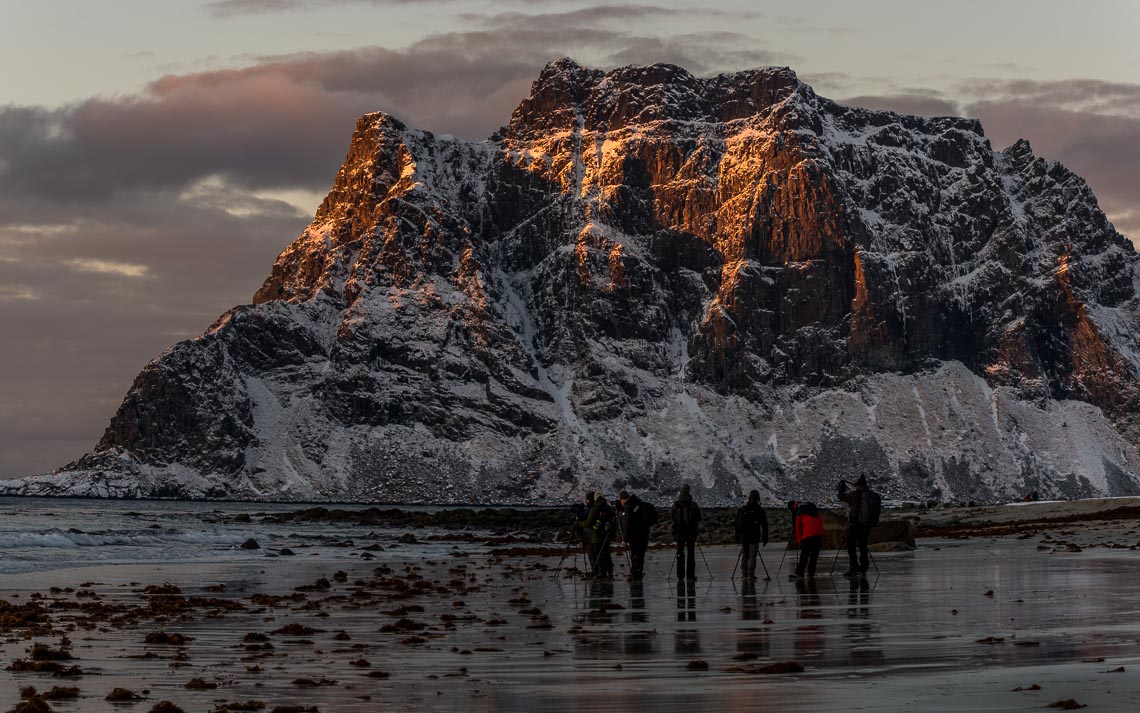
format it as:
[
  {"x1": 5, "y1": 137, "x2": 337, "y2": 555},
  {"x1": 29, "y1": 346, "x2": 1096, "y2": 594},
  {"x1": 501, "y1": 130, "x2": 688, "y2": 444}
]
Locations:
[{"x1": 7, "y1": 58, "x2": 1140, "y2": 504}]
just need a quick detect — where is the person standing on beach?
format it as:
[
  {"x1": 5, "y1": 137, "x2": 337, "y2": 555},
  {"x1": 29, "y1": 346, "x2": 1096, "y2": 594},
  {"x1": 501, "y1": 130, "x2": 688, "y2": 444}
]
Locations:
[
  {"x1": 574, "y1": 491, "x2": 596, "y2": 576},
  {"x1": 587, "y1": 491, "x2": 616, "y2": 579},
  {"x1": 734, "y1": 490, "x2": 769, "y2": 579},
  {"x1": 619, "y1": 490, "x2": 657, "y2": 581},
  {"x1": 837, "y1": 474, "x2": 880, "y2": 577},
  {"x1": 787, "y1": 500, "x2": 823, "y2": 580},
  {"x1": 671, "y1": 484, "x2": 702, "y2": 580}
]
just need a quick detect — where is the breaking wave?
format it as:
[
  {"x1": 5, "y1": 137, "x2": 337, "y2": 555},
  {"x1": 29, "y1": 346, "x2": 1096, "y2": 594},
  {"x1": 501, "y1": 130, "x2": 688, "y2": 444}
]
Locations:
[{"x1": 0, "y1": 528, "x2": 251, "y2": 549}]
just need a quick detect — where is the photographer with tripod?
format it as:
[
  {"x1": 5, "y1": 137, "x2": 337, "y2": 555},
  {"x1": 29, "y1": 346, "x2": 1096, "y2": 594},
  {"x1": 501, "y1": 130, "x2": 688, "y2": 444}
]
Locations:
[
  {"x1": 618, "y1": 490, "x2": 658, "y2": 581},
  {"x1": 733, "y1": 490, "x2": 769, "y2": 580},
  {"x1": 586, "y1": 491, "x2": 616, "y2": 579},
  {"x1": 837, "y1": 474, "x2": 881, "y2": 578},
  {"x1": 573, "y1": 492, "x2": 596, "y2": 577}
]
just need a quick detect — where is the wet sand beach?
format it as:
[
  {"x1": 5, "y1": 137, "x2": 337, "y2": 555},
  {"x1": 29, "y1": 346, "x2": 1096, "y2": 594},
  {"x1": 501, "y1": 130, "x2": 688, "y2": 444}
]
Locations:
[{"x1": 2, "y1": 497, "x2": 1140, "y2": 712}]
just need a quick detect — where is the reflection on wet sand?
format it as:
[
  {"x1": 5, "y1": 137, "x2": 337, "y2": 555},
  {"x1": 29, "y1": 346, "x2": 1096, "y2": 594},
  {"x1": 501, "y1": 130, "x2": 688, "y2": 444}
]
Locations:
[
  {"x1": 5, "y1": 532, "x2": 1140, "y2": 712},
  {"x1": 674, "y1": 579, "x2": 701, "y2": 656},
  {"x1": 846, "y1": 575, "x2": 884, "y2": 668}
]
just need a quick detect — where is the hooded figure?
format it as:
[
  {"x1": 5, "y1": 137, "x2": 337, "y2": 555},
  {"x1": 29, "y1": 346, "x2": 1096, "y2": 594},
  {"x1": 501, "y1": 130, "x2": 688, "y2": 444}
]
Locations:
[
  {"x1": 734, "y1": 490, "x2": 769, "y2": 579},
  {"x1": 671, "y1": 483, "x2": 702, "y2": 580},
  {"x1": 619, "y1": 490, "x2": 656, "y2": 581}
]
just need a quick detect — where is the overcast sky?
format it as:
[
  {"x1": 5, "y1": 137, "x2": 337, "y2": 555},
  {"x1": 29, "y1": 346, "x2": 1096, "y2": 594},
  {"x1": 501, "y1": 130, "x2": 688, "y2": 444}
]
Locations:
[{"x1": 2, "y1": 0, "x2": 1139, "y2": 478}]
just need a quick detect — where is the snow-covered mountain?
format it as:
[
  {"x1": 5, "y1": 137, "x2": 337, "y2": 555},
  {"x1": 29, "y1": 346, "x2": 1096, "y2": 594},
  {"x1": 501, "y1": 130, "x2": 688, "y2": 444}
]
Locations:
[{"x1": 7, "y1": 58, "x2": 1140, "y2": 504}]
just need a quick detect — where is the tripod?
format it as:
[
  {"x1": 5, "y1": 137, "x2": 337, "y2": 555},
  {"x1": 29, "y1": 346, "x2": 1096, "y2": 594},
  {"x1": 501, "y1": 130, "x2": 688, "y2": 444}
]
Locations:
[
  {"x1": 830, "y1": 518, "x2": 880, "y2": 576},
  {"x1": 731, "y1": 542, "x2": 771, "y2": 581},
  {"x1": 774, "y1": 539, "x2": 793, "y2": 579},
  {"x1": 553, "y1": 526, "x2": 582, "y2": 580},
  {"x1": 696, "y1": 542, "x2": 714, "y2": 580}
]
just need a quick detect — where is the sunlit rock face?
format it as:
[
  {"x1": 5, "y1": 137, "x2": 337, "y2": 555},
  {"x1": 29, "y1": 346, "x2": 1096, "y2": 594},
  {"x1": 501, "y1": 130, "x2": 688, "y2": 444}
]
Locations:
[{"x1": 8, "y1": 59, "x2": 1140, "y2": 504}]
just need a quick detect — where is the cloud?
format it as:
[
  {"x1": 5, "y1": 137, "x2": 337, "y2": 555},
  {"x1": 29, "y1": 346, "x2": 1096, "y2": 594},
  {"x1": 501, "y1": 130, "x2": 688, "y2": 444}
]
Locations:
[
  {"x1": 958, "y1": 78, "x2": 1140, "y2": 116},
  {"x1": 0, "y1": 19, "x2": 783, "y2": 478},
  {"x1": 0, "y1": 285, "x2": 38, "y2": 302},
  {"x1": 205, "y1": 0, "x2": 423, "y2": 16},
  {"x1": 205, "y1": 0, "x2": 592, "y2": 17},
  {"x1": 67, "y1": 258, "x2": 151, "y2": 278},
  {"x1": 839, "y1": 92, "x2": 960, "y2": 118},
  {"x1": 0, "y1": 187, "x2": 309, "y2": 478}
]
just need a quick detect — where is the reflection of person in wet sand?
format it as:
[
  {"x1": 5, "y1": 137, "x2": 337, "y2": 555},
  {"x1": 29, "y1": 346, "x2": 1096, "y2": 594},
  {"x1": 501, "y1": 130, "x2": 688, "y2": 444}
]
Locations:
[
  {"x1": 674, "y1": 579, "x2": 700, "y2": 655},
  {"x1": 846, "y1": 576, "x2": 883, "y2": 667},
  {"x1": 794, "y1": 577, "x2": 825, "y2": 660},
  {"x1": 623, "y1": 580, "x2": 654, "y2": 656},
  {"x1": 736, "y1": 579, "x2": 769, "y2": 660},
  {"x1": 629, "y1": 580, "x2": 647, "y2": 624}
]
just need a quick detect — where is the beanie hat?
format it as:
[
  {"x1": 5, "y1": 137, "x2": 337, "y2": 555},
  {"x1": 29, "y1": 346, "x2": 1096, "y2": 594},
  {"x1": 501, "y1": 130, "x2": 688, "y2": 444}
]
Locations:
[
  {"x1": 786, "y1": 500, "x2": 797, "y2": 511},
  {"x1": 680, "y1": 483, "x2": 690, "y2": 495},
  {"x1": 856, "y1": 474, "x2": 868, "y2": 488},
  {"x1": 618, "y1": 490, "x2": 630, "y2": 501}
]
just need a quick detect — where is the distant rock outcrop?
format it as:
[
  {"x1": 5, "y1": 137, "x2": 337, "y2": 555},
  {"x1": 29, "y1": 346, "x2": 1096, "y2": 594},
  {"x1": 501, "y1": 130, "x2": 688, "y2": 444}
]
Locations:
[{"x1": 6, "y1": 58, "x2": 1140, "y2": 504}]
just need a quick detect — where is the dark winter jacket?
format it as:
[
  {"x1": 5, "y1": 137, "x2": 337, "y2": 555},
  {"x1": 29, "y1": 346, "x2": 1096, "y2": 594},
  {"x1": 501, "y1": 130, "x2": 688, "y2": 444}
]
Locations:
[
  {"x1": 620, "y1": 495, "x2": 653, "y2": 544},
  {"x1": 671, "y1": 493, "x2": 701, "y2": 541},
  {"x1": 734, "y1": 502, "x2": 769, "y2": 545},
  {"x1": 838, "y1": 482, "x2": 874, "y2": 527},
  {"x1": 585, "y1": 499, "x2": 616, "y2": 545}
]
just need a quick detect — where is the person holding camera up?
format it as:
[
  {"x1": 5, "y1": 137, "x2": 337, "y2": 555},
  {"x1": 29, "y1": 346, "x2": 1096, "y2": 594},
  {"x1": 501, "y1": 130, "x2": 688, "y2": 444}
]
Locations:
[{"x1": 837, "y1": 474, "x2": 882, "y2": 577}]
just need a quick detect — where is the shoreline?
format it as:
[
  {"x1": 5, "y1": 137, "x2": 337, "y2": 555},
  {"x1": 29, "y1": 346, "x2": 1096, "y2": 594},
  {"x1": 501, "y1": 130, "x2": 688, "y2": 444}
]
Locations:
[{"x1": 4, "y1": 496, "x2": 1140, "y2": 711}]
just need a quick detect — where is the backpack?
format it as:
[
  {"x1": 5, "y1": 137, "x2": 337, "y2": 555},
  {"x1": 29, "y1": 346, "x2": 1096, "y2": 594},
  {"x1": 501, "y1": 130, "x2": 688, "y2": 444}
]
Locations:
[
  {"x1": 796, "y1": 501, "x2": 820, "y2": 518},
  {"x1": 865, "y1": 491, "x2": 882, "y2": 527},
  {"x1": 674, "y1": 501, "x2": 697, "y2": 535},
  {"x1": 596, "y1": 502, "x2": 614, "y2": 528}
]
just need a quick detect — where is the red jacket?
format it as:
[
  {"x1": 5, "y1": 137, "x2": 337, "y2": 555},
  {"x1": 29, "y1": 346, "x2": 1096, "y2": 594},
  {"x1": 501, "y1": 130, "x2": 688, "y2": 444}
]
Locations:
[{"x1": 793, "y1": 503, "x2": 824, "y2": 543}]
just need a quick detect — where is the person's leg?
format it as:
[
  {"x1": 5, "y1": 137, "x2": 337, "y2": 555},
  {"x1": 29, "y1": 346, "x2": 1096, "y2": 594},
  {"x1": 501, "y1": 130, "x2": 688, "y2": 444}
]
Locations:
[
  {"x1": 858, "y1": 525, "x2": 871, "y2": 573},
  {"x1": 685, "y1": 540, "x2": 696, "y2": 579},
  {"x1": 793, "y1": 542, "x2": 805, "y2": 578},
  {"x1": 806, "y1": 537, "x2": 821, "y2": 577},
  {"x1": 846, "y1": 523, "x2": 859, "y2": 574},
  {"x1": 675, "y1": 540, "x2": 685, "y2": 580},
  {"x1": 631, "y1": 540, "x2": 646, "y2": 579},
  {"x1": 745, "y1": 543, "x2": 758, "y2": 578}
]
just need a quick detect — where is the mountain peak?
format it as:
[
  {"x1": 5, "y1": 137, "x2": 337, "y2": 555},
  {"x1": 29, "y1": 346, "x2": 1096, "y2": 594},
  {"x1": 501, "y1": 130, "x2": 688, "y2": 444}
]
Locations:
[{"x1": 7, "y1": 59, "x2": 1140, "y2": 505}]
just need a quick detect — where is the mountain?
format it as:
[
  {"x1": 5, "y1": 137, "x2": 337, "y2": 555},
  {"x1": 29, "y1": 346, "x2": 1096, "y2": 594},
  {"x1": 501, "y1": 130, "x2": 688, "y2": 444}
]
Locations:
[{"x1": 6, "y1": 58, "x2": 1140, "y2": 504}]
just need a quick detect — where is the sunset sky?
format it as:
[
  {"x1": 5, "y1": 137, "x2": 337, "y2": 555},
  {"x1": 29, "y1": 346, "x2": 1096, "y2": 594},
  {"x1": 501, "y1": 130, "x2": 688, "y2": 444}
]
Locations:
[{"x1": 2, "y1": 0, "x2": 1139, "y2": 478}]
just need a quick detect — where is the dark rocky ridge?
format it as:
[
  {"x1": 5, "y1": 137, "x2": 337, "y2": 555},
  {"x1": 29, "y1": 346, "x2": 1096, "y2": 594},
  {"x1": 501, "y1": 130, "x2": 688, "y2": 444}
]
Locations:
[{"x1": 6, "y1": 58, "x2": 1140, "y2": 504}]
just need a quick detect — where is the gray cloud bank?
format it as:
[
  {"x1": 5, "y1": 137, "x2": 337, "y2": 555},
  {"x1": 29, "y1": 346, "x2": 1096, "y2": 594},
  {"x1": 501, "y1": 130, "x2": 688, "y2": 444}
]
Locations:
[{"x1": 0, "y1": 13, "x2": 1135, "y2": 478}]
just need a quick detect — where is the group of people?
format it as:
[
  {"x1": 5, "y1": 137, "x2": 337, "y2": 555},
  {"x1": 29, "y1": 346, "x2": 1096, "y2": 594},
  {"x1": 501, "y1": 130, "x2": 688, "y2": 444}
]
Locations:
[
  {"x1": 788, "y1": 474, "x2": 881, "y2": 579},
  {"x1": 572, "y1": 485, "x2": 697, "y2": 581},
  {"x1": 571, "y1": 475, "x2": 881, "y2": 582}
]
